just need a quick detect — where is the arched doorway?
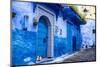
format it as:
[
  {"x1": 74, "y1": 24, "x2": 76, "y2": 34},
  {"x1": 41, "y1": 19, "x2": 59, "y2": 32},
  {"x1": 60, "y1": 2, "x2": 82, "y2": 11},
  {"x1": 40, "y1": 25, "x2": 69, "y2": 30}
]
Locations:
[
  {"x1": 37, "y1": 16, "x2": 51, "y2": 59},
  {"x1": 35, "y1": 5, "x2": 55, "y2": 58}
]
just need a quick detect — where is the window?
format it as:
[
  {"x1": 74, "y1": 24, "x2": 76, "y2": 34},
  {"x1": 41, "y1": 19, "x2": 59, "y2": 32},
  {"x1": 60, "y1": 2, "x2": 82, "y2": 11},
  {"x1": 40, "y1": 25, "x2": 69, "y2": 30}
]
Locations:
[
  {"x1": 55, "y1": 26, "x2": 59, "y2": 34},
  {"x1": 60, "y1": 29, "x2": 62, "y2": 35},
  {"x1": 20, "y1": 15, "x2": 29, "y2": 31},
  {"x1": 93, "y1": 29, "x2": 96, "y2": 33}
]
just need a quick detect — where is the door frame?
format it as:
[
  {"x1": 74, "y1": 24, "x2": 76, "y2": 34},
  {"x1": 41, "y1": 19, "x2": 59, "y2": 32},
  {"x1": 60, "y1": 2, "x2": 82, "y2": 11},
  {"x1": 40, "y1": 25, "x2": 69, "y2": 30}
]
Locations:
[{"x1": 34, "y1": 4, "x2": 56, "y2": 58}]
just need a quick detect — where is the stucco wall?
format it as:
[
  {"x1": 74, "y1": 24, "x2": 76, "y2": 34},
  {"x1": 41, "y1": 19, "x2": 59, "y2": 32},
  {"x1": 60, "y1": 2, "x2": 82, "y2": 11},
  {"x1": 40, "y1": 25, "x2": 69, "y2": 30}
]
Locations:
[
  {"x1": 12, "y1": 1, "x2": 36, "y2": 32},
  {"x1": 55, "y1": 16, "x2": 67, "y2": 38},
  {"x1": 12, "y1": 30, "x2": 37, "y2": 65},
  {"x1": 12, "y1": 2, "x2": 37, "y2": 65},
  {"x1": 81, "y1": 19, "x2": 95, "y2": 48}
]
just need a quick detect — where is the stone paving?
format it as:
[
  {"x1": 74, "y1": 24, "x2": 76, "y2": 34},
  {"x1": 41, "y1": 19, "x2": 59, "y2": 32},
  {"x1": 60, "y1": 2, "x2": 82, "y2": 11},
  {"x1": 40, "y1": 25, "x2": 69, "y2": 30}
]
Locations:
[
  {"x1": 42, "y1": 47, "x2": 96, "y2": 64},
  {"x1": 62, "y1": 47, "x2": 96, "y2": 63},
  {"x1": 25, "y1": 47, "x2": 96, "y2": 65}
]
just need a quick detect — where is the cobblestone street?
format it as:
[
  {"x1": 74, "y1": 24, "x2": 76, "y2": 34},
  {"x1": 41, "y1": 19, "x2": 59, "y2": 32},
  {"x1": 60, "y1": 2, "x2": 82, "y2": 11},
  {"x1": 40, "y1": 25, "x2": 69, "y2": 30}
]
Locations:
[{"x1": 62, "y1": 47, "x2": 96, "y2": 63}]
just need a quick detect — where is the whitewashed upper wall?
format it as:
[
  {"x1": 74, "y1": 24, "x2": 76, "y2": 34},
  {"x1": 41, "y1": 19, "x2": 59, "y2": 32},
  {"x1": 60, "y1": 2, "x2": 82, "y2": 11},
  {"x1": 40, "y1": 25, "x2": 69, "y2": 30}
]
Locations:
[
  {"x1": 12, "y1": 1, "x2": 36, "y2": 32},
  {"x1": 55, "y1": 16, "x2": 67, "y2": 38},
  {"x1": 81, "y1": 19, "x2": 95, "y2": 48},
  {"x1": 12, "y1": 1, "x2": 33, "y2": 13}
]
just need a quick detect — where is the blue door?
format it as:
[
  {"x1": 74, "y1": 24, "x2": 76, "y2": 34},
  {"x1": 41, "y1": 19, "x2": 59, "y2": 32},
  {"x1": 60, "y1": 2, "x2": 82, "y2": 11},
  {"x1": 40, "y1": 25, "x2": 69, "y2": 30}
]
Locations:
[
  {"x1": 67, "y1": 23, "x2": 73, "y2": 53},
  {"x1": 72, "y1": 36, "x2": 77, "y2": 51},
  {"x1": 37, "y1": 18, "x2": 48, "y2": 58}
]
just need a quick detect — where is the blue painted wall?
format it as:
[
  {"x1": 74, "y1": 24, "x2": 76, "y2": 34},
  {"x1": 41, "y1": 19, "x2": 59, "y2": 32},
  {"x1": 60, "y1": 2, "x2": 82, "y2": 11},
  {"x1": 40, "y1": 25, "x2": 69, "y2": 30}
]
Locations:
[
  {"x1": 54, "y1": 20, "x2": 81, "y2": 57},
  {"x1": 12, "y1": 30, "x2": 37, "y2": 65},
  {"x1": 54, "y1": 36, "x2": 67, "y2": 57}
]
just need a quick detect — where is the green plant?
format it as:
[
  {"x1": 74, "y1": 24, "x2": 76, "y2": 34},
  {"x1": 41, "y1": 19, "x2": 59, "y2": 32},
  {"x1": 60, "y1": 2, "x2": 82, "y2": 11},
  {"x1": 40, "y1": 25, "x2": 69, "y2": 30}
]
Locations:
[
  {"x1": 69, "y1": 5, "x2": 85, "y2": 22},
  {"x1": 12, "y1": 12, "x2": 16, "y2": 18},
  {"x1": 33, "y1": 18, "x2": 38, "y2": 26}
]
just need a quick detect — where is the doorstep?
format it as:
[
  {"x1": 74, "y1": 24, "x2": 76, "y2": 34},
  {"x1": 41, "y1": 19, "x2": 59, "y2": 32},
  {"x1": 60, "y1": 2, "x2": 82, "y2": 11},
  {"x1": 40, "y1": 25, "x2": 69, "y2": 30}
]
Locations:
[
  {"x1": 35, "y1": 58, "x2": 54, "y2": 64},
  {"x1": 27, "y1": 51, "x2": 79, "y2": 64},
  {"x1": 43, "y1": 51, "x2": 79, "y2": 64}
]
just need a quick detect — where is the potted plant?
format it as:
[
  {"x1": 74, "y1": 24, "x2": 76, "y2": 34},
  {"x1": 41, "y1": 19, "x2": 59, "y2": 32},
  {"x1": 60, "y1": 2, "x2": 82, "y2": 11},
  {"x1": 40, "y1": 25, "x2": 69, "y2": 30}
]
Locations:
[
  {"x1": 12, "y1": 12, "x2": 16, "y2": 18},
  {"x1": 33, "y1": 18, "x2": 38, "y2": 26},
  {"x1": 69, "y1": 5, "x2": 86, "y2": 23}
]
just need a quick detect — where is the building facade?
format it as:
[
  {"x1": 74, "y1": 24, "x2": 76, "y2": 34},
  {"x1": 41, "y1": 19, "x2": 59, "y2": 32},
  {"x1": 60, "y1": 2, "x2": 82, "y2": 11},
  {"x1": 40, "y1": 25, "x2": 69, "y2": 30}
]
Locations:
[
  {"x1": 81, "y1": 19, "x2": 96, "y2": 48},
  {"x1": 12, "y1": 1, "x2": 84, "y2": 65},
  {"x1": 78, "y1": 5, "x2": 96, "y2": 48}
]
